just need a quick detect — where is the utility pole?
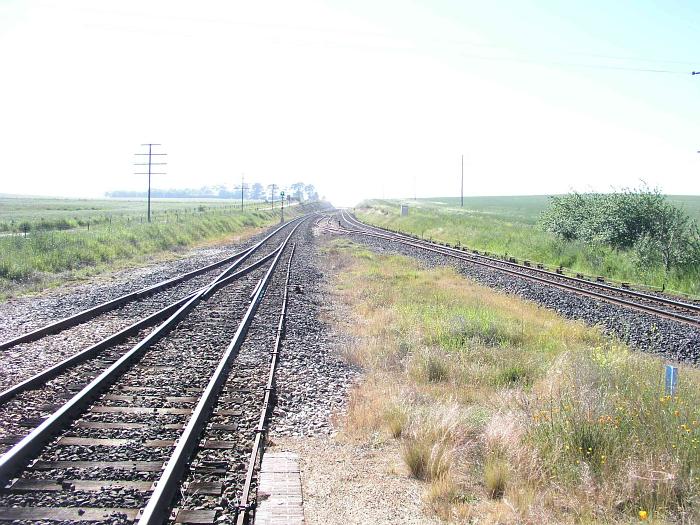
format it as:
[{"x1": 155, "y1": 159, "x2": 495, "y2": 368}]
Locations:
[
  {"x1": 461, "y1": 154, "x2": 464, "y2": 207},
  {"x1": 269, "y1": 184, "x2": 277, "y2": 210},
  {"x1": 236, "y1": 174, "x2": 248, "y2": 211},
  {"x1": 134, "y1": 144, "x2": 167, "y2": 223}
]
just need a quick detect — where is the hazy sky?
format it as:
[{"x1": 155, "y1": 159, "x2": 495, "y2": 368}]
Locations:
[{"x1": 1, "y1": 1, "x2": 699, "y2": 205}]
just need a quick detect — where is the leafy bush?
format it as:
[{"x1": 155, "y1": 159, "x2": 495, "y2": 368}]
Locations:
[{"x1": 540, "y1": 186, "x2": 700, "y2": 286}]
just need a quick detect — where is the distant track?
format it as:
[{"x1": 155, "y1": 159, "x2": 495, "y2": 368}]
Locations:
[{"x1": 318, "y1": 211, "x2": 700, "y2": 328}]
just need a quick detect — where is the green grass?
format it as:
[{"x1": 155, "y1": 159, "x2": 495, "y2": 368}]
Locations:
[
  {"x1": 0, "y1": 197, "x2": 316, "y2": 298},
  {"x1": 356, "y1": 197, "x2": 700, "y2": 297},
  {"x1": 333, "y1": 240, "x2": 700, "y2": 522}
]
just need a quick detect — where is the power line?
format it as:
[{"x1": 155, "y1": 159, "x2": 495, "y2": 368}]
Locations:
[{"x1": 457, "y1": 51, "x2": 689, "y2": 75}]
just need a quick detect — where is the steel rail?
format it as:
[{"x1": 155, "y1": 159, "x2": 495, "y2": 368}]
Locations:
[
  {"x1": 0, "y1": 220, "x2": 302, "y2": 486},
  {"x1": 342, "y1": 211, "x2": 700, "y2": 314},
  {"x1": 0, "y1": 218, "x2": 301, "y2": 351},
  {"x1": 330, "y1": 212, "x2": 700, "y2": 327},
  {"x1": 136, "y1": 221, "x2": 304, "y2": 525},
  {"x1": 236, "y1": 245, "x2": 295, "y2": 525},
  {"x1": 0, "y1": 249, "x2": 279, "y2": 405}
]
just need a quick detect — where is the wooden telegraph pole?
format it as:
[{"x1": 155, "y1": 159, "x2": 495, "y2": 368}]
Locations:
[
  {"x1": 269, "y1": 184, "x2": 277, "y2": 209},
  {"x1": 134, "y1": 144, "x2": 167, "y2": 222},
  {"x1": 236, "y1": 174, "x2": 249, "y2": 211}
]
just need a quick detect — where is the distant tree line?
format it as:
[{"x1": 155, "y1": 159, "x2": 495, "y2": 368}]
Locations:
[
  {"x1": 540, "y1": 186, "x2": 700, "y2": 287},
  {"x1": 106, "y1": 182, "x2": 319, "y2": 201}
]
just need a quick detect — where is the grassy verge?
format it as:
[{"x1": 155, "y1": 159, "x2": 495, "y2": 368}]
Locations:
[
  {"x1": 0, "y1": 202, "x2": 318, "y2": 299},
  {"x1": 329, "y1": 238, "x2": 699, "y2": 523},
  {"x1": 356, "y1": 199, "x2": 700, "y2": 297}
]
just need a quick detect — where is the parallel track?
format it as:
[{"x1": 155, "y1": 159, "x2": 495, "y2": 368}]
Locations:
[
  {"x1": 320, "y1": 211, "x2": 700, "y2": 328},
  {"x1": 0, "y1": 218, "x2": 299, "y2": 352},
  {"x1": 0, "y1": 218, "x2": 305, "y2": 407}
]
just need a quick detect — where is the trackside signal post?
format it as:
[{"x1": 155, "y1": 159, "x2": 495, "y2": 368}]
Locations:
[{"x1": 280, "y1": 191, "x2": 285, "y2": 222}]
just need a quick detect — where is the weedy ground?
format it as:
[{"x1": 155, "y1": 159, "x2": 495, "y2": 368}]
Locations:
[
  {"x1": 356, "y1": 197, "x2": 700, "y2": 297},
  {"x1": 329, "y1": 238, "x2": 700, "y2": 524}
]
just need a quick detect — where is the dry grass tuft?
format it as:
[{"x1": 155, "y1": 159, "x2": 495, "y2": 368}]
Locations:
[{"x1": 484, "y1": 455, "x2": 509, "y2": 499}]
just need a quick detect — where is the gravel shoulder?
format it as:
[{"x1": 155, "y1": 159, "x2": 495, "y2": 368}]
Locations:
[
  {"x1": 267, "y1": 436, "x2": 439, "y2": 525},
  {"x1": 263, "y1": 223, "x2": 439, "y2": 524}
]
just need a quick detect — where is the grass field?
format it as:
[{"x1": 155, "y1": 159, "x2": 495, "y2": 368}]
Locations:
[
  {"x1": 331, "y1": 240, "x2": 700, "y2": 523},
  {"x1": 0, "y1": 196, "x2": 271, "y2": 232},
  {"x1": 356, "y1": 196, "x2": 700, "y2": 297},
  {"x1": 400, "y1": 195, "x2": 700, "y2": 223},
  {"x1": 0, "y1": 196, "x2": 311, "y2": 299}
]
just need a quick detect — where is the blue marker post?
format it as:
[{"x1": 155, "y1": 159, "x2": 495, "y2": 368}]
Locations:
[{"x1": 665, "y1": 365, "x2": 678, "y2": 397}]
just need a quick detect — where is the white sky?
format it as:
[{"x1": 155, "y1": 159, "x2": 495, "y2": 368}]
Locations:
[{"x1": 1, "y1": 0, "x2": 699, "y2": 206}]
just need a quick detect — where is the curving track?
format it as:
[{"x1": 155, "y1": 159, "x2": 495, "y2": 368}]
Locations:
[
  {"x1": 321, "y1": 211, "x2": 700, "y2": 328},
  {"x1": 316, "y1": 211, "x2": 700, "y2": 362}
]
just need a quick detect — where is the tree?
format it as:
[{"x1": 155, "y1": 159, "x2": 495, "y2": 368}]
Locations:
[
  {"x1": 634, "y1": 202, "x2": 700, "y2": 288},
  {"x1": 250, "y1": 182, "x2": 264, "y2": 200},
  {"x1": 290, "y1": 182, "x2": 305, "y2": 202},
  {"x1": 539, "y1": 192, "x2": 588, "y2": 241},
  {"x1": 540, "y1": 185, "x2": 668, "y2": 249},
  {"x1": 212, "y1": 184, "x2": 228, "y2": 198},
  {"x1": 540, "y1": 185, "x2": 700, "y2": 289},
  {"x1": 304, "y1": 184, "x2": 316, "y2": 201}
]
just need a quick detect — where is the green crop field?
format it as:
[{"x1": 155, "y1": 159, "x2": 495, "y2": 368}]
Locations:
[
  {"x1": 0, "y1": 196, "x2": 311, "y2": 299},
  {"x1": 356, "y1": 195, "x2": 700, "y2": 297},
  {"x1": 406, "y1": 195, "x2": 552, "y2": 224},
  {"x1": 0, "y1": 196, "x2": 272, "y2": 232},
  {"x1": 374, "y1": 195, "x2": 700, "y2": 224}
]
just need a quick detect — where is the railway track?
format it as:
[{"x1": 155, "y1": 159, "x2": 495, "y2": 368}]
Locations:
[
  {"x1": 319, "y1": 211, "x2": 700, "y2": 328},
  {"x1": 0, "y1": 217, "x2": 310, "y2": 456},
  {"x1": 0, "y1": 216, "x2": 309, "y2": 524},
  {"x1": 0, "y1": 218, "x2": 296, "y2": 352},
  {"x1": 0, "y1": 217, "x2": 306, "y2": 398},
  {"x1": 0, "y1": 218, "x2": 311, "y2": 402}
]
